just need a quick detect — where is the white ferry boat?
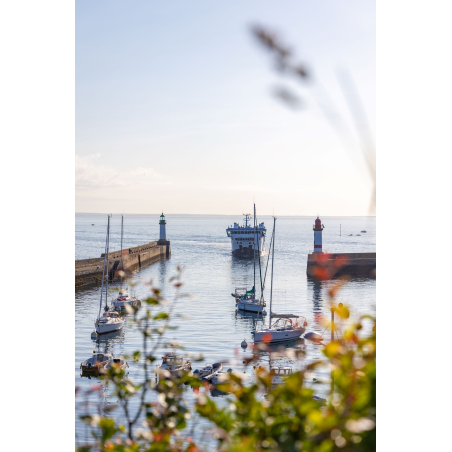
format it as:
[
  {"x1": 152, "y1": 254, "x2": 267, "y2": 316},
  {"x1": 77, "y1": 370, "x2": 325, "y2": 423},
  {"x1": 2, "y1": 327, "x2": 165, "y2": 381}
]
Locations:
[{"x1": 226, "y1": 213, "x2": 266, "y2": 257}]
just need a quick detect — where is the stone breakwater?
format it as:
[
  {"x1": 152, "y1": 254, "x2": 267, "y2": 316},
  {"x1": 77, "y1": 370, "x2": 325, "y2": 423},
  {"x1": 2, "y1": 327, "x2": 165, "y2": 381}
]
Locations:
[
  {"x1": 306, "y1": 252, "x2": 376, "y2": 279},
  {"x1": 75, "y1": 240, "x2": 171, "y2": 288}
]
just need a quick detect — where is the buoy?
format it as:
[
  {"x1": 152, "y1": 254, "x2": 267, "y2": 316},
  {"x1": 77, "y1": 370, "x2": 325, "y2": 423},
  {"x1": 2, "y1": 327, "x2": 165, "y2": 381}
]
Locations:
[
  {"x1": 304, "y1": 332, "x2": 323, "y2": 343},
  {"x1": 241, "y1": 339, "x2": 247, "y2": 348}
]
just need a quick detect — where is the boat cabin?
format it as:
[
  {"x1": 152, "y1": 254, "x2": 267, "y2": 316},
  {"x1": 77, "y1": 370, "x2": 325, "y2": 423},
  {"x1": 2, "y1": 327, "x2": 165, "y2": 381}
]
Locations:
[
  {"x1": 270, "y1": 366, "x2": 292, "y2": 376},
  {"x1": 271, "y1": 318, "x2": 296, "y2": 330},
  {"x1": 162, "y1": 354, "x2": 184, "y2": 366}
]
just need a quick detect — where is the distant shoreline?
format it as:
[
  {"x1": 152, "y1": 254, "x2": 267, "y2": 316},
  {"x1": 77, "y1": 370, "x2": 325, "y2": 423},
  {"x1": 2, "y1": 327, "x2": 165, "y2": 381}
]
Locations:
[{"x1": 75, "y1": 212, "x2": 376, "y2": 218}]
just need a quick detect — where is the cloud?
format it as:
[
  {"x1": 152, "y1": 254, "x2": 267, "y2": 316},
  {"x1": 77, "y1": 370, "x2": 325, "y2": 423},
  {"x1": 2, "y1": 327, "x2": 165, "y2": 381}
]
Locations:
[{"x1": 75, "y1": 154, "x2": 165, "y2": 190}]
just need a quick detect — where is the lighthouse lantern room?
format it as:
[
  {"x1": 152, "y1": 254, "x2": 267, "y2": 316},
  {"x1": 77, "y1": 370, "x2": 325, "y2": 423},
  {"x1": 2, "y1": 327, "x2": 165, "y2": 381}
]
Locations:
[
  {"x1": 313, "y1": 216, "x2": 324, "y2": 253},
  {"x1": 159, "y1": 213, "x2": 166, "y2": 241}
]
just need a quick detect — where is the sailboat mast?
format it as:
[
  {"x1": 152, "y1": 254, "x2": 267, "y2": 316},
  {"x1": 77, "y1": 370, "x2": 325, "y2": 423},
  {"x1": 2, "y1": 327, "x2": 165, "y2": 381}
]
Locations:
[
  {"x1": 269, "y1": 217, "x2": 276, "y2": 328},
  {"x1": 98, "y1": 220, "x2": 109, "y2": 319},
  {"x1": 120, "y1": 215, "x2": 123, "y2": 290},
  {"x1": 253, "y1": 205, "x2": 256, "y2": 293},
  {"x1": 105, "y1": 215, "x2": 110, "y2": 310}
]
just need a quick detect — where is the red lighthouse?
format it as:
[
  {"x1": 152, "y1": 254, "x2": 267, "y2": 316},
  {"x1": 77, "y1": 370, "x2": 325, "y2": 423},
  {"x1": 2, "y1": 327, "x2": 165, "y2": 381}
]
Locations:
[{"x1": 313, "y1": 217, "x2": 324, "y2": 253}]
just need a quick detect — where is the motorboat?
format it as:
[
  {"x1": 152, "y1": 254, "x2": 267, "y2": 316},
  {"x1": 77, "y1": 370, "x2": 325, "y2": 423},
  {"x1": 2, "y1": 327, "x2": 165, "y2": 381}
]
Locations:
[
  {"x1": 270, "y1": 366, "x2": 293, "y2": 386},
  {"x1": 80, "y1": 352, "x2": 113, "y2": 373},
  {"x1": 253, "y1": 217, "x2": 307, "y2": 344},
  {"x1": 193, "y1": 362, "x2": 223, "y2": 379},
  {"x1": 113, "y1": 287, "x2": 141, "y2": 311},
  {"x1": 104, "y1": 356, "x2": 128, "y2": 371},
  {"x1": 94, "y1": 215, "x2": 124, "y2": 335},
  {"x1": 155, "y1": 353, "x2": 192, "y2": 378},
  {"x1": 80, "y1": 352, "x2": 128, "y2": 373}
]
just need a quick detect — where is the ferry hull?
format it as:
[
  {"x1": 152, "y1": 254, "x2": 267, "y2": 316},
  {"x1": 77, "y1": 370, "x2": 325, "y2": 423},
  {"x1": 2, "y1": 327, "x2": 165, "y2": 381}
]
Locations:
[
  {"x1": 232, "y1": 247, "x2": 264, "y2": 258},
  {"x1": 253, "y1": 327, "x2": 305, "y2": 343}
]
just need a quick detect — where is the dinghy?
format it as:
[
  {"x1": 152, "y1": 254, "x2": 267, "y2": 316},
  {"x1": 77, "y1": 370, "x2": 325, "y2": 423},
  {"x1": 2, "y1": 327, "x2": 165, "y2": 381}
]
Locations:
[{"x1": 193, "y1": 362, "x2": 223, "y2": 379}]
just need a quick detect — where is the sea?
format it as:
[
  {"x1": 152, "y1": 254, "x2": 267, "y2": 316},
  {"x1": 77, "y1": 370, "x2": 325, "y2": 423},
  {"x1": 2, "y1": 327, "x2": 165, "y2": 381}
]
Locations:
[{"x1": 75, "y1": 213, "x2": 376, "y2": 448}]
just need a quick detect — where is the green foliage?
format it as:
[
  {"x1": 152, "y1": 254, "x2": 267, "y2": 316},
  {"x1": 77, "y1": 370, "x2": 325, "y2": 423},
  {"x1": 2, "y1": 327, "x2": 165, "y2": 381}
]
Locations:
[{"x1": 76, "y1": 271, "x2": 375, "y2": 452}]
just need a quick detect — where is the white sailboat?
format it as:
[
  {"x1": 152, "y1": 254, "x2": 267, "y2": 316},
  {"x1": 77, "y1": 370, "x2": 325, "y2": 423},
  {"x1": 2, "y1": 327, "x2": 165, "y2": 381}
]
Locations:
[
  {"x1": 253, "y1": 217, "x2": 307, "y2": 343},
  {"x1": 113, "y1": 215, "x2": 140, "y2": 311},
  {"x1": 95, "y1": 215, "x2": 124, "y2": 335},
  {"x1": 236, "y1": 204, "x2": 267, "y2": 315}
]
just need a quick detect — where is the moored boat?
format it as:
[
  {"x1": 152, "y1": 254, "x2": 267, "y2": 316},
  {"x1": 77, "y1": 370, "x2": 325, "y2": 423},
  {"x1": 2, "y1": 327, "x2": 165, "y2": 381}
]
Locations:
[
  {"x1": 80, "y1": 351, "x2": 128, "y2": 373},
  {"x1": 270, "y1": 366, "x2": 293, "y2": 386},
  {"x1": 155, "y1": 353, "x2": 192, "y2": 378},
  {"x1": 193, "y1": 362, "x2": 223, "y2": 380},
  {"x1": 253, "y1": 217, "x2": 307, "y2": 344},
  {"x1": 94, "y1": 215, "x2": 125, "y2": 335},
  {"x1": 113, "y1": 215, "x2": 141, "y2": 311}
]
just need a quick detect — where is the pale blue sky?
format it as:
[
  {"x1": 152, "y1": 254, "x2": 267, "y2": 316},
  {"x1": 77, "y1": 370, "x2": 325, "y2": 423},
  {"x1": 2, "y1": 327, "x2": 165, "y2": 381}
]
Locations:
[{"x1": 76, "y1": 0, "x2": 375, "y2": 215}]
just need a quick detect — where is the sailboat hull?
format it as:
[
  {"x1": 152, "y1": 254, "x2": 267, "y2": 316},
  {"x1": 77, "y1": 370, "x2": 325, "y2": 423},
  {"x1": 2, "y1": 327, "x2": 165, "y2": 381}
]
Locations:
[
  {"x1": 253, "y1": 327, "x2": 305, "y2": 343},
  {"x1": 95, "y1": 321, "x2": 124, "y2": 334},
  {"x1": 236, "y1": 301, "x2": 267, "y2": 314}
]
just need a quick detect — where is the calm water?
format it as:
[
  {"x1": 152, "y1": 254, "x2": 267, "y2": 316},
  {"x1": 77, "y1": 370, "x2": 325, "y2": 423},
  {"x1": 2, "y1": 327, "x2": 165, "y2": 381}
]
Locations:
[{"x1": 75, "y1": 214, "x2": 376, "y2": 447}]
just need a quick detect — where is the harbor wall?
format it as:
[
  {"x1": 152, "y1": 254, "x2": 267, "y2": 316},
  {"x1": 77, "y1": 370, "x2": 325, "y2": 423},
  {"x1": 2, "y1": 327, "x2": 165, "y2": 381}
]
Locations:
[
  {"x1": 75, "y1": 241, "x2": 171, "y2": 289},
  {"x1": 306, "y1": 252, "x2": 376, "y2": 279}
]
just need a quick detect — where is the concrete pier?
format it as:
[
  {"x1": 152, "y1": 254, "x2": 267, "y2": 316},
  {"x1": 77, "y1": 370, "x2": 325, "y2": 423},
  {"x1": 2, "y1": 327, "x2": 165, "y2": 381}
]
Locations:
[
  {"x1": 306, "y1": 252, "x2": 376, "y2": 279},
  {"x1": 75, "y1": 240, "x2": 171, "y2": 288}
]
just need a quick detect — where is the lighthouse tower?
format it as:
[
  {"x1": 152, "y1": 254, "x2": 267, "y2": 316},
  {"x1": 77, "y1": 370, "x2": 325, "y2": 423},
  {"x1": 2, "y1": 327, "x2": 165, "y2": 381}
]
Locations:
[
  {"x1": 159, "y1": 213, "x2": 166, "y2": 241},
  {"x1": 313, "y1": 216, "x2": 324, "y2": 253}
]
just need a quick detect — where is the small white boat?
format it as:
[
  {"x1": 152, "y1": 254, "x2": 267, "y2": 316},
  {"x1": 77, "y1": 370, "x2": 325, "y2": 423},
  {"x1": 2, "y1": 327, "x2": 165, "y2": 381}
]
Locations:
[
  {"x1": 113, "y1": 287, "x2": 141, "y2": 311},
  {"x1": 236, "y1": 297, "x2": 267, "y2": 314},
  {"x1": 270, "y1": 366, "x2": 293, "y2": 386},
  {"x1": 193, "y1": 362, "x2": 223, "y2": 380},
  {"x1": 113, "y1": 216, "x2": 141, "y2": 311},
  {"x1": 155, "y1": 353, "x2": 192, "y2": 378},
  {"x1": 95, "y1": 311, "x2": 124, "y2": 334},
  {"x1": 253, "y1": 218, "x2": 307, "y2": 344},
  {"x1": 253, "y1": 315, "x2": 306, "y2": 343},
  {"x1": 94, "y1": 215, "x2": 125, "y2": 335}
]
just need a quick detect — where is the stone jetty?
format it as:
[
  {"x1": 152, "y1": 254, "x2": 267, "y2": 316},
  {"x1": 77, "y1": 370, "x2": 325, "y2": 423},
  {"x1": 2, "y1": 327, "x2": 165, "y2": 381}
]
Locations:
[
  {"x1": 306, "y1": 252, "x2": 376, "y2": 279},
  {"x1": 75, "y1": 240, "x2": 171, "y2": 289}
]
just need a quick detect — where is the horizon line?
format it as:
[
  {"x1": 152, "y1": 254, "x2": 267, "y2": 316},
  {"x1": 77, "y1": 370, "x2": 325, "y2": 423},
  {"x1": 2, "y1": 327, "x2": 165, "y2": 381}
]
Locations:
[{"x1": 75, "y1": 212, "x2": 376, "y2": 218}]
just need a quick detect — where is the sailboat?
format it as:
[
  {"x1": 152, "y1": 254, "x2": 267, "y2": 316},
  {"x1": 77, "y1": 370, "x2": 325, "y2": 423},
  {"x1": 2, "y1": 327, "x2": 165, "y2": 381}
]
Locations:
[
  {"x1": 113, "y1": 215, "x2": 140, "y2": 311},
  {"x1": 253, "y1": 217, "x2": 307, "y2": 343},
  {"x1": 95, "y1": 215, "x2": 125, "y2": 335},
  {"x1": 236, "y1": 205, "x2": 267, "y2": 315}
]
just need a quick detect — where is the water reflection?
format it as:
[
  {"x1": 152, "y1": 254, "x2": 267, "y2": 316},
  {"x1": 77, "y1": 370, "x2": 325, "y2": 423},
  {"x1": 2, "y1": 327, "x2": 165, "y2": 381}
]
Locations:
[
  {"x1": 307, "y1": 279, "x2": 326, "y2": 333},
  {"x1": 233, "y1": 309, "x2": 266, "y2": 336}
]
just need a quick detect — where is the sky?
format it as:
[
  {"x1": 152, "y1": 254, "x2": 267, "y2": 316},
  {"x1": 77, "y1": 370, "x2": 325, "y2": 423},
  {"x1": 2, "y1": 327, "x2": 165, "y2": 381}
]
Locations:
[{"x1": 76, "y1": 0, "x2": 375, "y2": 216}]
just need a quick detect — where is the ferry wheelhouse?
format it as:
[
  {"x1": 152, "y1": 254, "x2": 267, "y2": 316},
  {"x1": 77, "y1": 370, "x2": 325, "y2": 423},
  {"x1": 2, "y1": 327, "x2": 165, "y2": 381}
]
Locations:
[{"x1": 226, "y1": 214, "x2": 266, "y2": 257}]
